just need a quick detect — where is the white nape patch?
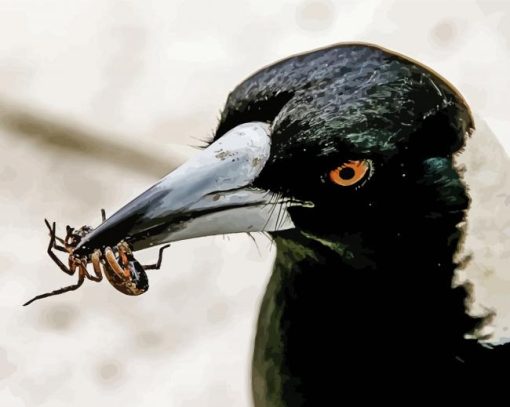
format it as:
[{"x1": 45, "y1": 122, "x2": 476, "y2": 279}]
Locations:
[{"x1": 454, "y1": 115, "x2": 510, "y2": 342}]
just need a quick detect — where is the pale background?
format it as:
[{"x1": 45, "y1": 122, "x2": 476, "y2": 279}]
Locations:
[{"x1": 0, "y1": 0, "x2": 509, "y2": 406}]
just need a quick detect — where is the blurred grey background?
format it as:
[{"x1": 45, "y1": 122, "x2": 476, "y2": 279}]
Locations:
[{"x1": 0, "y1": 0, "x2": 509, "y2": 406}]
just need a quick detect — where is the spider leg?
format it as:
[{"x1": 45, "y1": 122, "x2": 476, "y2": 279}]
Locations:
[
  {"x1": 143, "y1": 244, "x2": 170, "y2": 270},
  {"x1": 63, "y1": 225, "x2": 78, "y2": 248},
  {"x1": 86, "y1": 251, "x2": 103, "y2": 283},
  {"x1": 117, "y1": 242, "x2": 130, "y2": 268},
  {"x1": 46, "y1": 221, "x2": 75, "y2": 275},
  {"x1": 105, "y1": 247, "x2": 129, "y2": 278},
  {"x1": 23, "y1": 263, "x2": 86, "y2": 306},
  {"x1": 44, "y1": 219, "x2": 67, "y2": 252},
  {"x1": 52, "y1": 243, "x2": 67, "y2": 252}
]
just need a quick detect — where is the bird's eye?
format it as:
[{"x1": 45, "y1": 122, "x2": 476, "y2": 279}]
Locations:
[{"x1": 329, "y1": 160, "x2": 372, "y2": 187}]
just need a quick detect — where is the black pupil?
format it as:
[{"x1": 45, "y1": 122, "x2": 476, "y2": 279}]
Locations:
[{"x1": 339, "y1": 167, "x2": 355, "y2": 180}]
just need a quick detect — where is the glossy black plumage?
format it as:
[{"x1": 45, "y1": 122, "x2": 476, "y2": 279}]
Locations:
[{"x1": 213, "y1": 44, "x2": 507, "y2": 404}]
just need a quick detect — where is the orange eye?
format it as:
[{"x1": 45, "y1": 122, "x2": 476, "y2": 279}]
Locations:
[{"x1": 329, "y1": 160, "x2": 371, "y2": 187}]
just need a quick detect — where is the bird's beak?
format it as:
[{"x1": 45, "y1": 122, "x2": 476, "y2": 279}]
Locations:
[{"x1": 74, "y1": 122, "x2": 303, "y2": 254}]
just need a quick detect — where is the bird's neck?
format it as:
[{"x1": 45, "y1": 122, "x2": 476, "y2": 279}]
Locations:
[
  {"x1": 253, "y1": 221, "x2": 488, "y2": 404},
  {"x1": 271, "y1": 218, "x2": 484, "y2": 346}
]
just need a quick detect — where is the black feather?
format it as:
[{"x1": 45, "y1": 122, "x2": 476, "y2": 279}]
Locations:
[{"x1": 213, "y1": 43, "x2": 502, "y2": 404}]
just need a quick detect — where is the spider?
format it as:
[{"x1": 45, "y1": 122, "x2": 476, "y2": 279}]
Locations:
[{"x1": 23, "y1": 210, "x2": 169, "y2": 306}]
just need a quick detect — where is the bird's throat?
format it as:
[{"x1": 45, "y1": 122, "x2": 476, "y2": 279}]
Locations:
[{"x1": 252, "y1": 224, "x2": 486, "y2": 405}]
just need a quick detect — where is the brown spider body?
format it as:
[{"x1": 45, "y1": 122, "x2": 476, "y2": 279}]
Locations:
[
  {"x1": 23, "y1": 211, "x2": 169, "y2": 306},
  {"x1": 101, "y1": 243, "x2": 149, "y2": 296}
]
